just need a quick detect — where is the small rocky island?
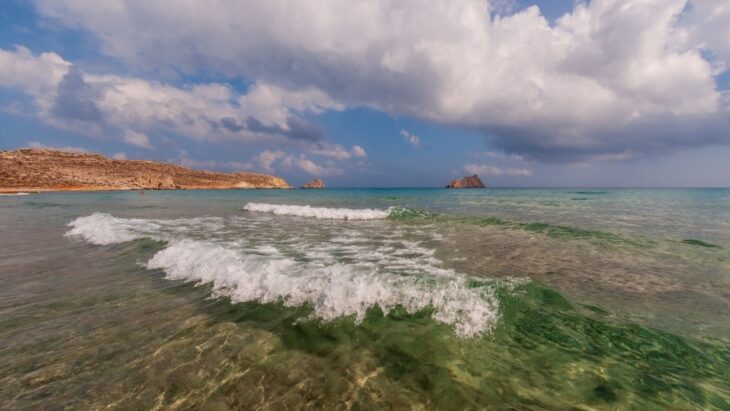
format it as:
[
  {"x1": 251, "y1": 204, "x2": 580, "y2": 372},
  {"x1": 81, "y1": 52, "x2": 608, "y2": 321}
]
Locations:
[
  {"x1": 0, "y1": 148, "x2": 290, "y2": 192},
  {"x1": 446, "y1": 174, "x2": 486, "y2": 188},
  {"x1": 301, "y1": 179, "x2": 325, "y2": 189}
]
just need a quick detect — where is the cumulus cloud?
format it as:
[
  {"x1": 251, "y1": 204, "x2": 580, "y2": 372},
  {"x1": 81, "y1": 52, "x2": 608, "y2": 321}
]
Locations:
[
  {"x1": 255, "y1": 150, "x2": 286, "y2": 172},
  {"x1": 111, "y1": 152, "x2": 127, "y2": 160},
  {"x1": 29, "y1": 0, "x2": 730, "y2": 162},
  {"x1": 400, "y1": 130, "x2": 420, "y2": 147},
  {"x1": 123, "y1": 130, "x2": 152, "y2": 149},
  {"x1": 310, "y1": 144, "x2": 367, "y2": 159},
  {"x1": 0, "y1": 46, "x2": 69, "y2": 97},
  {"x1": 281, "y1": 154, "x2": 340, "y2": 176},
  {"x1": 351, "y1": 145, "x2": 367, "y2": 158},
  {"x1": 679, "y1": 0, "x2": 730, "y2": 72},
  {"x1": 464, "y1": 164, "x2": 532, "y2": 176},
  {"x1": 249, "y1": 145, "x2": 362, "y2": 176},
  {"x1": 0, "y1": 46, "x2": 342, "y2": 147}
]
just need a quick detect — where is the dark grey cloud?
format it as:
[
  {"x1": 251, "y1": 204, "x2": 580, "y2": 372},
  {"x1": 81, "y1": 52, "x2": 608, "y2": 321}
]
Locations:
[
  {"x1": 219, "y1": 116, "x2": 244, "y2": 132},
  {"x1": 245, "y1": 116, "x2": 325, "y2": 141},
  {"x1": 486, "y1": 112, "x2": 730, "y2": 163},
  {"x1": 51, "y1": 66, "x2": 103, "y2": 122},
  {"x1": 211, "y1": 114, "x2": 326, "y2": 142},
  {"x1": 282, "y1": 117, "x2": 325, "y2": 141}
]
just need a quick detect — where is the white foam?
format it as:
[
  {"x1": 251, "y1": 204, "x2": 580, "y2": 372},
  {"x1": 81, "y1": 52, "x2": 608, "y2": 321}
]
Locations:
[
  {"x1": 66, "y1": 213, "x2": 148, "y2": 245},
  {"x1": 0, "y1": 192, "x2": 30, "y2": 196},
  {"x1": 147, "y1": 239, "x2": 499, "y2": 337},
  {"x1": 66, "y1": 213, "x2": 505, "y2": 337},
  {"x1": 65, "y1": 213, "x2": 224, "y2": 245},
  {"x1": 253, "y1": 245, "x2": 280, "y2": 255},
  {"x1": 244, "y1": 202, "x2": 391, "y2": 220}
]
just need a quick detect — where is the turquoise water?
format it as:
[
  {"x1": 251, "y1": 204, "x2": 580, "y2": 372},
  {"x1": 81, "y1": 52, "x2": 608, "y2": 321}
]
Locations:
[{"x1": 0, "y1": 188, "x2": 728, "y2": 408}]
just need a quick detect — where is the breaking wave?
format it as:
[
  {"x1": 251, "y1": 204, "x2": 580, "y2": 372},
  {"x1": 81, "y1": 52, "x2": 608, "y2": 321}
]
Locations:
[
  {"x1": 240, "y1": 203, "x2": 642, "y2": 247},
  {"x1": 66, "y1": 213, "x2": 507, "y2": 337},
  {"x1": 244, "y1": 202, "x2": 392, "y2": 220},
  {"x1": 66, "y1": 213, "x2": 150, "y2": 244},
  {"x1": 147, "y1": 239, "x2": 499, "y2": 336}
]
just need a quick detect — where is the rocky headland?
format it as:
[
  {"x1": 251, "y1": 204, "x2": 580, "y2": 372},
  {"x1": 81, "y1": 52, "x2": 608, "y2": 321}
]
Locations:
[
  {"x1": 0, "y1": 148, "x2": 290, "y2": 192},
  {"x1": 446, "y1": 174, "x2": 486, "y2": 188},
  {"x1": 301, "y1": 179, "x2": 325, "y2": 189}
]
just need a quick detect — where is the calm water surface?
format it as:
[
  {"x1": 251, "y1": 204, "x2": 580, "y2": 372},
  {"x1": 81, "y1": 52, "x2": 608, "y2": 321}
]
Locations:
[{"x1": 0, "y1": 188, "x2": 728, "y2": 409}]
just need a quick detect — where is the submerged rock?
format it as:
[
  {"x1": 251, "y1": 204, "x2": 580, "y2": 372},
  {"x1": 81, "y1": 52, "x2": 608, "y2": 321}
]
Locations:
[
  {"x1": 446, "y1": 175, "x2": 486, "y2": 188},
  {"x1": 301, "y1": 179, "x2": 325, "y2": 189}
]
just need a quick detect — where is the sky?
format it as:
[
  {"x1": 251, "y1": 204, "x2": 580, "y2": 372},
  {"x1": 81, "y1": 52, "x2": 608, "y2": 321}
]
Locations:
[{"x1": 1, "y1": 0, "x2": 729, "y2": 187}]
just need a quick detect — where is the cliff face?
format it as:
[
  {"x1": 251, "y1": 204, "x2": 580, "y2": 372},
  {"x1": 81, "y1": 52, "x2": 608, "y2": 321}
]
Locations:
[
  {"x1": 446, "y1": 175, "x2": 486, "y2": 188},
  {"x1": 301, "y1": 179, "x2": 325, "y2": 189},
  {"x1": 0, "y1": 148, "x2": 290, "y2": 192}
]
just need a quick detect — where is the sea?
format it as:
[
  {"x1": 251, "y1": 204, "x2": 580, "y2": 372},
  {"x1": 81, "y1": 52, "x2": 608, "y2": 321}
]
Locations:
[{"x1": 0, "y1": 188, "x2": 728, "y2": 409}]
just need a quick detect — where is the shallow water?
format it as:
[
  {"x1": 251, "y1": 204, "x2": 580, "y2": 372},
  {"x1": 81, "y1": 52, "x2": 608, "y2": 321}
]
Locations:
[{"x1": 0, "y1": 189, "x2": 728, "y2": 409}]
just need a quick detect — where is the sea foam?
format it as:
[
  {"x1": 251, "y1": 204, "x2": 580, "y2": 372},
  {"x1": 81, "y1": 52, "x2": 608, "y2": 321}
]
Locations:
[
  {"x1": 243, "y1": 202, "x2": 391, "y2": 220},
  {"x1": 66, "y1": 213, "x2": 502, "y2": 337},
  {"x1": 146, "y1": 239, "x2": 498, "y2": 336},
  {"x1": 66, "y1": 213, "x2": 148, "y2": 245}
]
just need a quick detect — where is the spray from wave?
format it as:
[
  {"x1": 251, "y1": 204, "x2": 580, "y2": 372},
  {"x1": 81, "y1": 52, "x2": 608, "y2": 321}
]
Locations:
[{"x1": 66, "y1": 212, "x2": 509, "y2": 337}]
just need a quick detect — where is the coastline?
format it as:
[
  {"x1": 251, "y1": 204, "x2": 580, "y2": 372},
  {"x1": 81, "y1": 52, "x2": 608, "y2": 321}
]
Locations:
[
  {"x1": 0, "y1": 185, "x2": 291, "y2": 193},
  {"x1": 0, "y1": 148, "x2": 292, "y2": 192}
]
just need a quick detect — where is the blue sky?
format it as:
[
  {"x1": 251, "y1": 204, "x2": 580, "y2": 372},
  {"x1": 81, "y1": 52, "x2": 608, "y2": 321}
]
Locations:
[{"x1": 1, "y1": 0, "x2": 729, "y2": 187}]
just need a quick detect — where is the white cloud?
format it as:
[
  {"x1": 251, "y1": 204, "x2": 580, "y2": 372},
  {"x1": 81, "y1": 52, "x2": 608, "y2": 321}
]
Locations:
[
  {"x1": 400, "y1": 129, "x2": 420, "y2": 147},
  {"x1": 122, "y1": 130, "x2": 152, "y2": 149},
  {"x1": 27, "y1": 140, "x2": 88, "y2": 153},
  {"x1": 464, "y1": 163, "x2": 532, "y2": 176},
  {"x1": 90, "y1": 78, "x2": 338, "y2": 143},
  {"x1": 0, "y1": 46, "x2": 70, "y2": 98},
  {"x1": 0, "y1": 46, "x2": 341, "y2": 147},
  {"x1": 482, "y1": 151, "x2": 524, "y2": 161},
  {"x1": 250, "y1": 145, "x2": 363, "y2": 176},
  {"x1": 255, "y1": 150, "x2": 286, "y2": 171},
  {"x1": 111, "y1": 152, "x2": 127, "y2": 160},
  {"x1": 281, "y1": 154, "x2": 341, "y2": 176},
  {"x1": 679, "y1": 0, "x2": 730, "y2": 72},
  {"x1": 310, "y1": 144, "x2": 367, "y2": 159},
  {"x1": 29, "y1": 0, "x2": 730, "y2": 161},
  {"x1": 282, "y1": 154, "x2": 321, "y2": 175},
  {"x1": 351, "y1": 145, "x2": 367, "y2": 158}
]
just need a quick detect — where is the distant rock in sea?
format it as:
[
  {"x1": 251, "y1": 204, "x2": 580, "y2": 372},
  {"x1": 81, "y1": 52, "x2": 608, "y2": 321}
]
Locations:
[
  {"x1": 301, "y1": 179, "x2": 325, "y2": 189},
  {"x1": 446, "y1": 175, "x2": 486, "y2": 188},
  {"x1": 0, "y1": 148, "x2": 291, "y2": 192}
]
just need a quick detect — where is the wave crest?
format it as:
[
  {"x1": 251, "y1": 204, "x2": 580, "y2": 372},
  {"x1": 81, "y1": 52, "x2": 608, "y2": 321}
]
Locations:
[
  {"x1": 66, "y1": 213, "x2": 147, "y2": 245},
  {"x1": 244, "y1": 202, "x2": 392, "y2": 220},
  {"x1": 147, "y1": 239, "x2": 499, "y2": 337}
]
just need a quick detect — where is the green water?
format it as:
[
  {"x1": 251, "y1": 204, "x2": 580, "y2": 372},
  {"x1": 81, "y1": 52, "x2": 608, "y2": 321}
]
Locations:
[{"x1": 0, "y1": 189, "x2": 728, "y2": 409}]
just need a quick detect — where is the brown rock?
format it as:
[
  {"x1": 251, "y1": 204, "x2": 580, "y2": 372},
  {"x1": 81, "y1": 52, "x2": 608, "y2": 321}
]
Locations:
[
  {"x1": 0, "y1": 148, "x2": 291, "y2": 192},
  {"x1": 301, "y1": 179, "x2": 325, "y2": 189},
  {"x1": 446, "y1": 174, "x2": 486, "y2": 188}
]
